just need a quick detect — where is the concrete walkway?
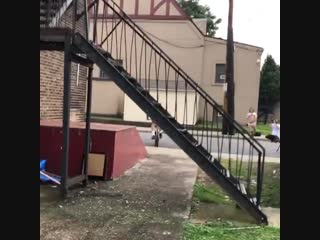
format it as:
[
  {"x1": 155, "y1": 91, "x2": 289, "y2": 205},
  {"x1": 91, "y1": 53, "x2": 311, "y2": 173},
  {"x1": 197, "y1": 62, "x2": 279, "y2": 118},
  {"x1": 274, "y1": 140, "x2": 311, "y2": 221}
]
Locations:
[
  {"x1": 262, "y1": 207, "x2": 280, "y2": 227},
  {"x1": 40, "y1": 146, "x2": 198, "y2": 240}
]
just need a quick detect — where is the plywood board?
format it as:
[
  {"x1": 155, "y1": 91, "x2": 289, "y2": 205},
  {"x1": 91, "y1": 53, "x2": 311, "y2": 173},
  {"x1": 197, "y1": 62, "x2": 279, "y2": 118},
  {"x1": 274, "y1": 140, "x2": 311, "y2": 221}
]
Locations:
[{"x1": 88, "y1": 153, "x2": 106, "y2": 177}]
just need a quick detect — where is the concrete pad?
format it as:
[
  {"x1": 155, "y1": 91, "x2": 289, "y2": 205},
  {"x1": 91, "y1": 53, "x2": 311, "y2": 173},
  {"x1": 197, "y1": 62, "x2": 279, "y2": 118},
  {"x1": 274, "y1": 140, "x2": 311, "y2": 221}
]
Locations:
[
  {"x1": 40, "y1": 146, "x2": 199, "y2": 240},
  {"x1": 262, "y1": 207, "x2": 280, "y2": 227}
]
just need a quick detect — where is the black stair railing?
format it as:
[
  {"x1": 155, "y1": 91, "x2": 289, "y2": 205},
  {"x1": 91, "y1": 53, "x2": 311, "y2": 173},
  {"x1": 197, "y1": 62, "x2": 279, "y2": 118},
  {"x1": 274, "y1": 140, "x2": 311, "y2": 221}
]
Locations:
[
  {"x1": 86, "y1": 0, "x2": 266, "y2": 207},
  {"x1": 40, "y1": 0, "x2": 67, "y2": 27},
  {"x1": 40, "y1": 0, "x2": 87, "y2": 30}
]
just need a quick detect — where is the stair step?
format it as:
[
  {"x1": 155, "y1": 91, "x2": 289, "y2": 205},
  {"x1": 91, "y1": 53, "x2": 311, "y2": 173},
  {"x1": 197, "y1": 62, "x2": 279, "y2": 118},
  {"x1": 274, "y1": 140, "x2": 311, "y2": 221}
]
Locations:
[
  {"x1": 109, "y1": 59, "x2": 124, "y2": 72},
  {"x1": 250, "y1": 197, "x2": 257, "y2": 204},
  {"x1": 182, "y1": 131, "x2": 199, "y2": 145},
  {"x1": 140, "y1": 89, "x2": 149, "y2": 96},
  {"x1": 123, "y1": 75, "x2": 137, "y2": 85},
  {"x1": 40, "y1": 16, "x2": 49, "y2": 21},
  {"x1": 95, "y1": 45, "x2": 110, "y2": 56},
  {"x1": 40, "y1": 19, "x2": 49, "y2": 25},
  {"x1": 153, "y1": 102, "x2": 161, "y2": 107},
  {"x1": 136, "y1": 85, "x2": 145, "y2": 92},
  {"x1": 226, "y1": 169, "x2": 230, "y2": 178},
  {"x1": 228, "y1": 175, "x2": 239, "y2": 186},
  {"x1": 120, "y1": 71, "x2": 129, "y2": 77},
  {"x1": 40, "y1": 3, "x2": 61, "y2": 10},
  {"x1": 196, "y1": 145, "x2": 212, "y2": 160},
  {"x1": 192, "y1": 142, "x2": 200, "y2": 147},
  {"x1": 239, "y1": 183, "x2": 247, "y2": 195},
  {"x1": 40, "y1": 10, "x2": 56, "y2": 17},
  {"x1": 213, "y1": 158, "x2": 224, "y2": 171},
  {"x1": 178, "y1": 128, "x2": 187, "y2": 133}
]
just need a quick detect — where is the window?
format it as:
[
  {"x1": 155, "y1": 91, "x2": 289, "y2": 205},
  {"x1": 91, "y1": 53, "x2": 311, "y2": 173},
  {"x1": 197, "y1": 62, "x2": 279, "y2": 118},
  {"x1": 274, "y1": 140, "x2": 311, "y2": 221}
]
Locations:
[
  {"x1": 100, "y1": 59, "x2": 123, "y2": 79},
  {"x1": 215, "y1": 64, "x2": 226, "y2": 83}
]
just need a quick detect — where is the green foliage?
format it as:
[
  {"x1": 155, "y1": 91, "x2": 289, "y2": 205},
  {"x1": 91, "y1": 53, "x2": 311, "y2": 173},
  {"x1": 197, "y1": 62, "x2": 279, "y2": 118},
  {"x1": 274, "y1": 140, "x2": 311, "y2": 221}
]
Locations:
[
  {"x1": 177, "y1": 0, "x2": 222, "y2": 36},
  {"x1": 259, "y1": 55, "x2": 280, "y2": 108}
]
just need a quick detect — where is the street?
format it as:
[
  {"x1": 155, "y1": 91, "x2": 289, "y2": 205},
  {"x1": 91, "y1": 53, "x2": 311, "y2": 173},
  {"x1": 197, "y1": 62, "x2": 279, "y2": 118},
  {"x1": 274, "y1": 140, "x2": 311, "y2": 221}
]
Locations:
[{"x1": 139, "y1": 131, "x2": 280, "y2": 158}]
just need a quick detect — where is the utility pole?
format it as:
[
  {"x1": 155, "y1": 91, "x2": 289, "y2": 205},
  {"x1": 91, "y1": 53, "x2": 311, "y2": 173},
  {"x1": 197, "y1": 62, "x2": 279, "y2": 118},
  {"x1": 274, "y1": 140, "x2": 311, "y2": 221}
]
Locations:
[{"x1": 223, "y1": 0, "x2": 235, "y2": 135}]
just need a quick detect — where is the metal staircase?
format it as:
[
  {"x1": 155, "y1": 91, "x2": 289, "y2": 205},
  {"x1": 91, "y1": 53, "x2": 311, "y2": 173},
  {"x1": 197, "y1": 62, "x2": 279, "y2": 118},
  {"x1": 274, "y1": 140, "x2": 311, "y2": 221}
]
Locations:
[{"x1": 40, "y1": 0, "x2": 268, "y2": 224}]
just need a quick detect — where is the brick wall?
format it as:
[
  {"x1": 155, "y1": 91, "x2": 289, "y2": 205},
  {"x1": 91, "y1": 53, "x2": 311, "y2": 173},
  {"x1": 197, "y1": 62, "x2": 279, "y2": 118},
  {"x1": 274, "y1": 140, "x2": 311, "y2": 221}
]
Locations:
[{"x1": 40, "y1": 0, "x2": 88, "y2": 121}]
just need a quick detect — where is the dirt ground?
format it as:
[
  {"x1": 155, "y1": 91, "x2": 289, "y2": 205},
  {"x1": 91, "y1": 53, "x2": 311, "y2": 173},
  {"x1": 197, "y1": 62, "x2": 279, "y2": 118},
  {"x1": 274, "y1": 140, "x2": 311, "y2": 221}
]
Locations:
[{"x1": 40, "y1": 149, "x2": 198, "y2": 240}]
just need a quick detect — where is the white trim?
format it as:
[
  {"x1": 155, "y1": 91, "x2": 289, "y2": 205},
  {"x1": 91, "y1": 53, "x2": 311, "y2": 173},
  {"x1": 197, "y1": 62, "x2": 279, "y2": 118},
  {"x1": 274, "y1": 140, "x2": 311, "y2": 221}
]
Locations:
[{"x1": 76, "y1": 64, "x2": 80, "y2": 86}]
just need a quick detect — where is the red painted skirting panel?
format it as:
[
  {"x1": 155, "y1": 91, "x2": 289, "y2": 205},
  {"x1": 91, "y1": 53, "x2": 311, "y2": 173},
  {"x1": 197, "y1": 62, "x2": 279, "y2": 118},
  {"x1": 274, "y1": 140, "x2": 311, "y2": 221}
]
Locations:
[{"x1": 40, "y1": 120, "x2": 147, "y2": 180}]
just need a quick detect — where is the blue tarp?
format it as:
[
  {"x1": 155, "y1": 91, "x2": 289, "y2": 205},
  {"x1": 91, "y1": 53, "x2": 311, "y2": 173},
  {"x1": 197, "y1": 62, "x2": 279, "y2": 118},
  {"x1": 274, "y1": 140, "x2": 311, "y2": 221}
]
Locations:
[
  {"x1": 40, "y1": 160, "x2": 60, "y2": 183},
  {"x1": 40, "y1": 160, "x2": 46, "y2": 171}
]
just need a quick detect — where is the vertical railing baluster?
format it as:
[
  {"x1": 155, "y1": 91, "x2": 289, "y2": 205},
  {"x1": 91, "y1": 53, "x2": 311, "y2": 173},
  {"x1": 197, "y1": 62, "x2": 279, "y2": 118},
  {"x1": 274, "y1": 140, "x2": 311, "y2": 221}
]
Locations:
[
  {"x1": 148, "y1": 48, "x2": 153, "y2": 93},
  {"x1": 134, "y1": 32, "x2": 139, "y2": 82},
  {"x1": 129, "y1": 30, "x2": 134, "y2": 75},
  {"x1": 119, "y1": 20, "x2": 124, "y2": 62},
  {"x1": 174, "y1": 72, "x2": 178, "y2": 119}
]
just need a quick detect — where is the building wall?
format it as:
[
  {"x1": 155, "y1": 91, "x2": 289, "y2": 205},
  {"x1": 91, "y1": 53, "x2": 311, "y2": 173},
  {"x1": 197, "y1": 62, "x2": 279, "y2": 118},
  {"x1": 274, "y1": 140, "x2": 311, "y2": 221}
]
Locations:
[
  {"x1": 91, "y1": 80, "x2": 124, "y2": 116},
  {"x1": 91, "y1": 18, "x2": 204, "y2": 117},
  {"x1": 40, "y1": 0, "x2": 88, "y2": 121},
  {"x1": 201, "y1": 37, "x2": 263, "y2": 124},
  {"x1": 234, "y1": 45, "x2": 262, "y2": 124},
  {"x1": 123, "y1": 90, "x2": 197, "y2": 125}
]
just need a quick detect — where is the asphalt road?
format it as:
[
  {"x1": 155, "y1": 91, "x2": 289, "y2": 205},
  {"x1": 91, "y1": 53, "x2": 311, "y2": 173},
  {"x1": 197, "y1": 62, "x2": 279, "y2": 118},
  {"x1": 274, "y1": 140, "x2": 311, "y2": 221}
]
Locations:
[{"x1": 139, "y1": 131, "x2": 280, "y2": 158}]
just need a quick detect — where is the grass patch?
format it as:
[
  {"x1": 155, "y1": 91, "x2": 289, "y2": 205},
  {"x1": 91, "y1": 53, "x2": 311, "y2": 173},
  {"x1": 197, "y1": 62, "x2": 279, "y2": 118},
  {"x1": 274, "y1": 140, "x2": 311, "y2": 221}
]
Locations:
[
  {"x1": 193, "y1": 183, "x2": 232, "y2": 205},
  {"x1": 220, "y1": 160, "x2": 280, "y2": 208},
  {"x1": 260, "y1": 165, "x2": 280, "y2": 207},
  {"x1": 91, "y1": 115, "x2": 123, "y2": 121},
  {"x1": 197, "y1": 160, "x2": 280, "y2": 208},
  {"x1": 255, "y1": 124, "x2": 272, "y2": 136},
  {"x1": 183, "y1": 222, "x2": 280, "y2": 240},
  {"x1": 196, "y1": 120, "x2": 220, "y2": 129},
  {"x1": 220, "y1": 159, "x2": 248, "y2": 177}
]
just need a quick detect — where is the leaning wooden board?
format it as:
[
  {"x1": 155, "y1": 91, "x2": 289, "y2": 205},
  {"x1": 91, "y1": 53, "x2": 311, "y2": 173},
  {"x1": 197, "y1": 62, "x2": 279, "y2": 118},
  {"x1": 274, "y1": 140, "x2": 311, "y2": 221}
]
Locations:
[{"x1": 88, "y1": 153, "x2": 106, "y2": 177}]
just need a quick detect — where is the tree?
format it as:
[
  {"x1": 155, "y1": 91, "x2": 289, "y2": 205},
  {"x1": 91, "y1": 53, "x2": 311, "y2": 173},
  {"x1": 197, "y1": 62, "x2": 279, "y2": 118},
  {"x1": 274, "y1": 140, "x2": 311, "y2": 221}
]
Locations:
[
  {"x1": 258, "y1": 55, "x2": 280, "y2": 111},
  {"x1": 177, "y1": 0, "x2": 222, "y2": 37}
]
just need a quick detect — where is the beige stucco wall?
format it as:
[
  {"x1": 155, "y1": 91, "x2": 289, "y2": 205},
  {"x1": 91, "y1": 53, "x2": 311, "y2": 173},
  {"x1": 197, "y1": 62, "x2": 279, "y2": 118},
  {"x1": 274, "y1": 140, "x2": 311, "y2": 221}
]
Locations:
[
  {"x1": 138, "y1": 20, "x2": 204, "y2": 83},
  {"x1": 91, "y1": 18, "x2": 205, "y2": 120},
  {"x1": 91, "y1": 80, "x2": 124, "y2": 116},
  {"x1": 124, "y1": 90, "x2": 197, "y2": 125},
  {"x1": 201, "y1": 38, "x2": 228, "y2": 107},
  {"x1": 193, "y1": 18, "x2": 207, "y2": 35},
  {"x1": 234, "y1": 45, "x2": 262, "y2": 124},
  {"x1": 200, "y1": 38, "x2": 262, "y2": 124},
  {"x1": 90, "y1": 19, "x2": 204, "y2": 84}
]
